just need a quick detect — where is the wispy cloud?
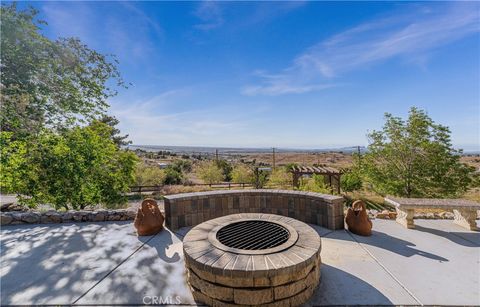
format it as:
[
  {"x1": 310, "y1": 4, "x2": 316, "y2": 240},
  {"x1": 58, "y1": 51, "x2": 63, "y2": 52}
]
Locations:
[
  {"x1": 243, "y1": 3, "x2": 480, "y2": 96},
  {"x1": 120, "y1": 2, "x2": 163, "y2": 38},
  {"x1": 242, "y1": 70, "x2": 338, "y2": 96},
  {"x1": 193, "y1": 1, "x2": 224, "y2": 31},
  {"x1": 239, "y1": 1, "x2": 306, "y2": 27},
  {"x1": 42, "y1": 2, "x2": 163, "y2": 63},
  {"x1": 110, "y1": 90, "x2": 258, "y2": 146}
]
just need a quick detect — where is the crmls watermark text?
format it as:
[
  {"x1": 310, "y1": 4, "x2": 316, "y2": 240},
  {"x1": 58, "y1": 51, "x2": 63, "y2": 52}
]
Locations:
[{"x1": 143, "y1": 295, "x2": 182, "y2": 305}]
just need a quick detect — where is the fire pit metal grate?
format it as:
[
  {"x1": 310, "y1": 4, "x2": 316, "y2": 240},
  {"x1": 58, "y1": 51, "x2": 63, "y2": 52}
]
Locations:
[
  {"x1": 216, "y1": 220, "x2": 289, "y2": 250},
  {"x1": 184, "y1": 214, "x2": 322, "y2": 306}
]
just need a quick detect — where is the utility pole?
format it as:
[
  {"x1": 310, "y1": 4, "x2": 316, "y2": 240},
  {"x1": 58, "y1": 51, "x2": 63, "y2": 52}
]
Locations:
[
  {"x1": 272, "y1": 147, "x2": 276, "y2": 171},
  {"x1": 357, "y1": 146, "x2": 361, "y2": 167},
  {"x1": 215, "y1": 149, "x2": 219, "y2": 162}
]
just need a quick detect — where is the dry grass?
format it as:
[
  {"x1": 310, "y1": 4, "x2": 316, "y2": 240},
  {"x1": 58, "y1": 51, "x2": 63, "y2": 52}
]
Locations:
[
  {"x1": 463, "y1": 187, "x2": 480, "y2": 202},
  {"x1": 240, "y1": 152, "x2": 354, "y2": 169},
  {"x1": 461, "y1": 155, "x2": 480, "y2": 169}
]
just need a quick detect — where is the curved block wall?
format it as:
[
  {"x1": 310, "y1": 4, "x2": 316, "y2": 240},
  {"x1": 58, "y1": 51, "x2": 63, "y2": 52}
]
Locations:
[{"x1": 164, "y1": 190, "x2": 344, "y2": 230}]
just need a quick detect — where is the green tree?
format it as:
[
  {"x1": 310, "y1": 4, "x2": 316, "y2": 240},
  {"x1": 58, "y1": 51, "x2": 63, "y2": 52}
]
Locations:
[
  {"x1": 362, "y1": 107, "x2": 475, "y2": 198},
  {"x1": 340, "y1": 168, "x2": 363, "y2": 192},
  {"x1": 1, "y1": 4, "x2": 126, "y2": 138},
  {"x1": 171, "y1": 159, "x2": 193, "y2": 173},
  {"x1": 216, "y1": 159, "x2": 233, "y2": 181},
  {"x1": 196, "y1": 161, "x2": 224, "y2": 184},
  {"x1": 92, "y1": 115, "x2": 131, "y2": 147},
  {"x1": 160, "y1": 159, "x2": 192, "y2": 184},
  {"x1": 231, "y1": 164, "x2": 255, "y2": 183},
  {"x1": 2, "y1": 123, "x2": 138, "y2": 209},
  {"x1": 134, "y1": 163, "x2": 166, "y2": 186},
  {"x1": 163, "y1": 168, "x2": 183, "y2": 185},
  {"x1": 253, "y1": 168, "x2": 269, "y2": 189},
  {"x1": 0, "y1": 132, "x2": 28, "y2": 193}
]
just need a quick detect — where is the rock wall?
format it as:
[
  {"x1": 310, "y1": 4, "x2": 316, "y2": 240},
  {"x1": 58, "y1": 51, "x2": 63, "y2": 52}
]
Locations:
[
  {"x1": 366, "y1": 209, "x2": 457, "y2": 220},
  {"x1": 0, "y1": 209, "x2": 136, "y2": 226},
  {"x1": 164, "y1": 189, "x2": 345, "y2": 230}
]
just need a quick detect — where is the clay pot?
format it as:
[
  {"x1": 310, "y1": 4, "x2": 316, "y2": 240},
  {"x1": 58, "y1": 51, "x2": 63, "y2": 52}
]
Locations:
[
  {"x1": 345, "y1": 200, "x2": 372, "y2": 236},
  {"x1": 134, "y1": 199, "x2": 164, "y2": 236}
]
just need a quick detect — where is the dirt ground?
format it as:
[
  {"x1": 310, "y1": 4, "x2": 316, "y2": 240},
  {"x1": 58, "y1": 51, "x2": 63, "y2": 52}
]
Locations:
[
  {"x1": 240, "y1": 152, "x2": 479, "y2": 170},
  {"x1": 240, "y1": 152, "x2": 354, "y2": 169}
]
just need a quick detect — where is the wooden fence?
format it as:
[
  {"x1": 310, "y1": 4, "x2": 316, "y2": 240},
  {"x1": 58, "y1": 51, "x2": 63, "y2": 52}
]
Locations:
[{"x1": 130, "y1": 182, "x2": 254, "y2": 193}]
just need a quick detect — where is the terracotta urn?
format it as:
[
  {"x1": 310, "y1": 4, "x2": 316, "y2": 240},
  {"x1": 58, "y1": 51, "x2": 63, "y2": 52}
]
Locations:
[
  {"x1": 345, "y1": 200, "x2": 372, "y2": 236},
  {"x1": 134, "y1": 198, "x2": 164, "y2": 236}
]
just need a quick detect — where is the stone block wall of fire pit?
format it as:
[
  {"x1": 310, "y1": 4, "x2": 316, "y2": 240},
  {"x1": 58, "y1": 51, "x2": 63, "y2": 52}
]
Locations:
[{"x1": 164, "y1": 190, "x2": 344, "y2": 230}]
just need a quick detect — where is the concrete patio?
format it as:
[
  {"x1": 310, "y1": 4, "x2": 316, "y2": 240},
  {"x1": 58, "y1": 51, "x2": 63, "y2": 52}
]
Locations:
[{"x1": 1, "y1": 219, "x2": 479, "y2": 305}]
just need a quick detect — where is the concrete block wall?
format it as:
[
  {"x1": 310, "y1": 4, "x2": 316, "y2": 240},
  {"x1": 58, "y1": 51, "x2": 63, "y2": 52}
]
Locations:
[{"x1": 164, "y1": 190, "x2": 344, "y2": 230}]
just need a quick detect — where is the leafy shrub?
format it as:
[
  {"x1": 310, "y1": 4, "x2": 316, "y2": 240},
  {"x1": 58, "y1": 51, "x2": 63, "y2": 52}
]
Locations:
[
  {"x1": 171, "y1": 159, "x2": 192, "y2": 173},
  {"x1": 253, "y1": 168, "x2": 269, "y2": 189},
  {"x1": 1, "y1": 123, "x2": 138, "y2": 209},
  {"x1": 216, "y1": 159, "x2": 233, "y2": 181},
  {"x1": 268, "y1": 168, "x2": 292, "y2": 188},
  {"x1": 159, "y1": 159, "x2": 192, "y2": 185},
  {"x1": 164, "y1": 168, "x2": 183, "y2": 185},
  {"x1": 300, "y1": 174, "x2": 331, "y2": 194},
  {"x1": 231, "y1": 164, "x2": 255, "y2": 183},
  {"x1": 196, "y1": 161, "x2": 224, "y2": 184},
  {"x1": 134, "y1": 163, "x2": 166, "y2": 186}
]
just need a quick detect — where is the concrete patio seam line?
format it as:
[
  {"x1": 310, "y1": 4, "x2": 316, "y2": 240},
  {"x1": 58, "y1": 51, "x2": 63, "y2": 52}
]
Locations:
[
  {"x1": 320, "y1": 230, "x2": 335, "y2": 237},
  {"x1": 346, "y1": 230, "x2": 424, "y2": 306},
  {"x1": 71, "y1": 233, "x2": 158, "y2": 305},
  {"x1": 174, "y1": 231, "x2": 185, "y2": 240}
]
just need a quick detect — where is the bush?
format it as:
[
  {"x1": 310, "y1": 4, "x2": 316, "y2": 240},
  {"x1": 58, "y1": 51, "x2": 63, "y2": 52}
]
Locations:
[
  {"x1": 216, "y1": 159, "x2": 233, "y2": 181},
  {"x1": 268, "y1": 168, "x2": 292, "y2": 188},
  {"x1": 134, "y1": 163, "x2": 166, "y2": 186},
  {"x1": 164, "y1": 168, "x2": 183, "y2": 185},
  {"x1": 231, "y1": 164, "x2": 255, "y2": 184},
  {"x1": 158, "y1": 159, "x2": 192, "y2": 185},
  {"x1": 253, "y1": 168, "x2": 269, "y2": 189},
  {"x1": 1, "y1": 123, "x2": 138, "y2": 209},
  {"x1": 171, "y1": 159, "x2": 192, "y2": 173},
  {"x1": 300, "y1": 174, "x2": 331, "y2": 194},
  {"x1": 196, "y1": 161, "x2": 224, "y2": 184}
]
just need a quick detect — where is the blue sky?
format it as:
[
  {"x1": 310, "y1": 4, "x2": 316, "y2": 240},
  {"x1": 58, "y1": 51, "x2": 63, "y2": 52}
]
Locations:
[{"x1": 21, "y1": 1, "x2": 480, "y2": 150}]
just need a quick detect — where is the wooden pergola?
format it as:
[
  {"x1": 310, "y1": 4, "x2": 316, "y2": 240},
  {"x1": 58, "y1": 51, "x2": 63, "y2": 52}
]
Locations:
[{"x1": 290, "y1": 165, "x2": 342, "y2": 193}]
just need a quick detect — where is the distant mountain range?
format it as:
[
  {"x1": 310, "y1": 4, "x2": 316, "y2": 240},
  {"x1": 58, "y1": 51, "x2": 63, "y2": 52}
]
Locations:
[
  {"x1": 127, "y1": 144, "x2": 479, "y2": 155},
  {"x1": 127, "y1": 145, "x2": 368, "y2": 154}
]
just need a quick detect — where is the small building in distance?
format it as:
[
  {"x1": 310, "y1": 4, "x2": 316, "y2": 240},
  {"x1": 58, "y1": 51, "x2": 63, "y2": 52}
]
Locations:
[{"x1": 157, "y1": 162, "x2": 169, "y2": 169}]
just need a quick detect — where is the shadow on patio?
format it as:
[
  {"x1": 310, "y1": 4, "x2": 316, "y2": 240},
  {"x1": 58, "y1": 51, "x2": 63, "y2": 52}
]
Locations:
[{"x1": 308, "y1": 264, "x2": 393, "y2": 305}]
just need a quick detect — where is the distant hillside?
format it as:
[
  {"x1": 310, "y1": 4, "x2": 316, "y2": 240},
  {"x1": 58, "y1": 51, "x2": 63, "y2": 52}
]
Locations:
[{"x1": 127, "y1": 145, "x2": 367, "y2": 154}]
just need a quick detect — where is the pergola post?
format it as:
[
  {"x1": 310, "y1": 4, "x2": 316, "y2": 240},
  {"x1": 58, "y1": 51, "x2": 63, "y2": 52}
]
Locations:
[
  {"x1": 336, "y1": 174, "x2": 341, "y2": 194},
  {"x1": 292, "y1": 172, "x2": 300, "y2": 188}
]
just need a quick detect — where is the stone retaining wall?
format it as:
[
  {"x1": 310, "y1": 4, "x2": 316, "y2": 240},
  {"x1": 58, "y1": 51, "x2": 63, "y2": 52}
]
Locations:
[
  {"x1": 0, "y1": 209, "x2": 136, "y2": 226},
  {"x1": 164, "y1": 190, "x2": 344, "y2": 230}
]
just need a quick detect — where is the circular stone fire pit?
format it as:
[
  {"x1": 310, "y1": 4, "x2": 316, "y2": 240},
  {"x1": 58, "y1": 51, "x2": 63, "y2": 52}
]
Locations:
[{"x1": 183, "y1": 213, "x2": 321, "y2": 306}]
